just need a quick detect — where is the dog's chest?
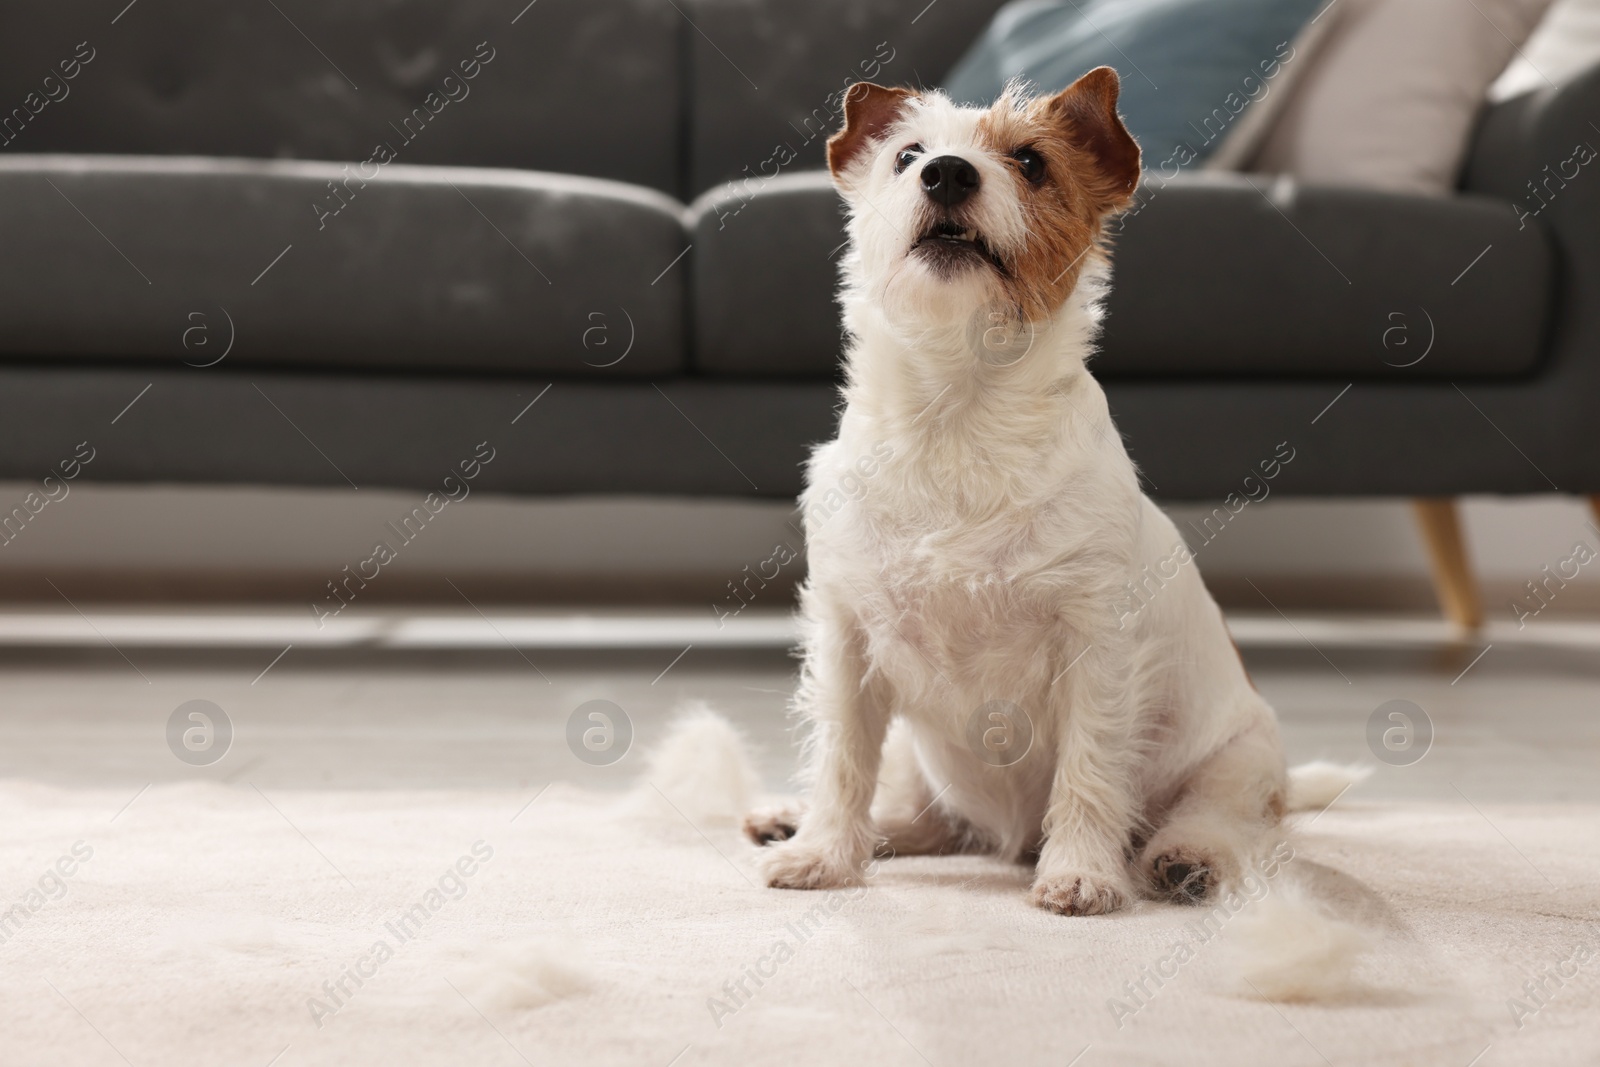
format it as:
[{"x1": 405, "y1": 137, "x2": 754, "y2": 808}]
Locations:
[
  {"x1": 872, "y1": 574, "x2": 1056, "y2": 652},
  {"x1": 809, "y1": 430, "x2": 1109, "y2": 688},
  {"x1": 851, "y1": 513, "x2": 1070, "y2": 680}
]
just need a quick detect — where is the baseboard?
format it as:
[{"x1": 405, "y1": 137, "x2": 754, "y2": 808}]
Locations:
[
  {"x1": 1209, "y1": 574, "x2": 1600, "y2": 619},
  {"x1": 1, "y1": 567, "x2": 1594, "y2": 620},
  {"x1": 0, "y1": 567, "x2": 803, "y2": 610}
]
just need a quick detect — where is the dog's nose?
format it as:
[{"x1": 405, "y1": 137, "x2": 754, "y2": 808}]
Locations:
[{"x1": 920, "y1": 155, "x2": 979, "y2": 206}]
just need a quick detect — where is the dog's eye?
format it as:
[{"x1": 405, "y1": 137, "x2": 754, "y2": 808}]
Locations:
[
  {"x1": 894, "y1": 144, "x2": 923, "y2": 174},
  {"x1": 1012, "y1": 147, "x2": 1046, "y2": 184}
]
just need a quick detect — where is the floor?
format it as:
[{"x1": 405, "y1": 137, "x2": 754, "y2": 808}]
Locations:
[
  {"x1": 2, "y1": 609, "x2": 1598, "y2": 1066},
  {"x1": 2, "y1": 609, "x2": 1596, "y2": 804}
]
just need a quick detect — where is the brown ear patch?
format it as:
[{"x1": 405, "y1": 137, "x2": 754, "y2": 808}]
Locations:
[
  {"x1": 1044, "y1": 66, "x2": 1141, "y2": 212},
  {"x1": 827, "y1": 82, "x2": 918, "y2": 179},
  {"x1": 974, "y1": 69, "x2": 1142, "y2": 321}
]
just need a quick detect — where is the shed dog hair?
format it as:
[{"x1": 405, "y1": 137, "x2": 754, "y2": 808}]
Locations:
[{"x1": 744, "y1": 70, "x2": 1290, "y2": 916}]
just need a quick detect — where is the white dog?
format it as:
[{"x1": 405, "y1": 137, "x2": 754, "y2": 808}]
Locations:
[{"x1": 744, "y1": 69, "x2": 1289, "y2": 916}]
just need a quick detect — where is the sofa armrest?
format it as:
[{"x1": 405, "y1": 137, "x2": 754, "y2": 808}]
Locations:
[
  {"x1": 1462, "y1": 64, "x2": 1600, "y2": 259},
  {"x1": 1460, "y1": 63, "x2": 1600, "y2": 489}
]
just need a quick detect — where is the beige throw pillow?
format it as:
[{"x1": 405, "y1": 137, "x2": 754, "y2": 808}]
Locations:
[
  {"x1": 1204, "y1": 2, "x2": 1345, "y2": 169},
  {"x1": 1248, "y1": 0, "x2": 1555, "y2": 194}
]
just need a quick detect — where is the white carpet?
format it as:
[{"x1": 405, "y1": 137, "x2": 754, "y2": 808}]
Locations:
[{"x1": 3, "y1": 774, "x2": 1597, "y2": 1066}]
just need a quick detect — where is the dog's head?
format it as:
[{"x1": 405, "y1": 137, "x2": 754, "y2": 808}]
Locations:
[{"x1": 828, "y1": 69, "x2": 1139, "y2": 332}]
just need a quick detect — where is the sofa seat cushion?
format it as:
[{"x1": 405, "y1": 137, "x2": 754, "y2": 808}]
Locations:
[
  {"x1": 0, "y1": 156, "x2": 688, "y2": 377},
  {"x1": 688, "y1": 170, "x2": 1554, "y2": 380},
  {"x1": 0, "y1": 367, "x2": 838, "y2": 499}
]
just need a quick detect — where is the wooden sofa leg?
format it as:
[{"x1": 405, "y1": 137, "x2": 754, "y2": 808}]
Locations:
[
  {"x1": 1412, "y1": 498, "x2": 1483, "y2": 629},
  {"x1": 1590, "y1": 496, "x2": 1600, "y2": 529}
]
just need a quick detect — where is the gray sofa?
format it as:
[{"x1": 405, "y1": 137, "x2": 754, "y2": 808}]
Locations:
[{"x1": 1, "y1": 0, "x2": 1594, "y2": 518}]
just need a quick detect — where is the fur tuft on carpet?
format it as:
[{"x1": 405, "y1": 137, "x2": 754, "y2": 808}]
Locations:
[{"x1": 2, "y1": 716, "x2": 1596, "y2": 1066}]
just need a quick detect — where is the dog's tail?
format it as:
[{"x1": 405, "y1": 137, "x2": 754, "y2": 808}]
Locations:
[
  {"x1": 632, "y1": 702, "x2": 759, "y2": 825},
  {"x1": 1285, "y1": 760, "x2": 1372, "y2": 813}
]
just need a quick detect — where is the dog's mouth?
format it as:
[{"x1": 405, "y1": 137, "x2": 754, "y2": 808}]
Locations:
[{"x1": 911, "y1": 220, "x2": 1005, "y2": 274}]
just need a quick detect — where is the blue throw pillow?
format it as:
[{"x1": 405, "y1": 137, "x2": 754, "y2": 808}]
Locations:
[{"x1": 943, "y1": 0, "x2": 1327, "y2": 171}]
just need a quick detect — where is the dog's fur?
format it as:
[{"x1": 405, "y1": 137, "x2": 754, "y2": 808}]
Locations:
[{"x1": 744, "y1": 70, "x2": 1287, "y2": 916}]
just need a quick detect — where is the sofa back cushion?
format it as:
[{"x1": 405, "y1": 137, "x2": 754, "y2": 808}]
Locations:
[
  {"x1": 682, "y1": 0, "x2": 1009, "y2": 197},
  {"x1": 0, "y1": 0, "x2": 683, "y2": 195}
]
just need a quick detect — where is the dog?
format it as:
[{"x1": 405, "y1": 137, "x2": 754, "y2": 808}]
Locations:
[{"x1": 743, "y1": 68, "x2": 1289, "y2": 916}]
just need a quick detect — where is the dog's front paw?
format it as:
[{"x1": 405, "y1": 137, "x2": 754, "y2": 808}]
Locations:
[
  {"x1": 1030, "y1": 871, "x2": 1129, "y2": 916},
  {"x1": 742, "y1": 804, "x2": 803, "y2": 846},
  {"x1": 758, "y1": 840, "x2": 860, "y2": 890}
]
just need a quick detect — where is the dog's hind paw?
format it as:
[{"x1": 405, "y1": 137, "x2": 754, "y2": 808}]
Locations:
[
  {"x1": 742, "y1": 804, "x2": 802, "y2": 847},
  {"x1": 1030, "y1": 872, "x2": 1128, "y2": 916},
  {"x1": 1148, "y1": 849, "x2": 1216, "y2": 904}
]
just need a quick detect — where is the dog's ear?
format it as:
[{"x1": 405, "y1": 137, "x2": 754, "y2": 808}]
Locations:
[
  {"x1": 827, "y1": 82, "x2": 918, "y2": 181},
  {"x1": 1043, "y1": 67, "x2": 1140, "y2": 212}
]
